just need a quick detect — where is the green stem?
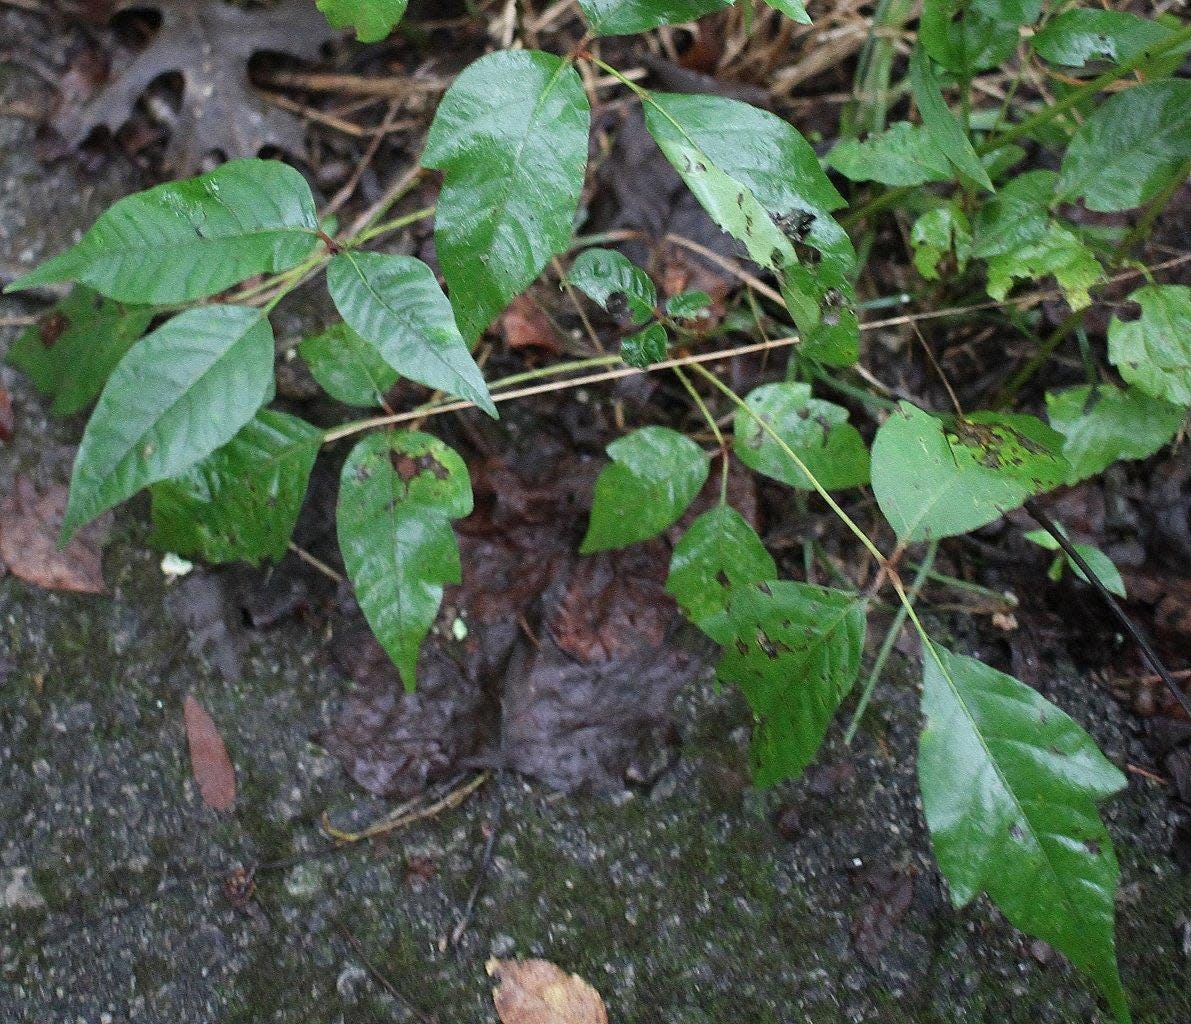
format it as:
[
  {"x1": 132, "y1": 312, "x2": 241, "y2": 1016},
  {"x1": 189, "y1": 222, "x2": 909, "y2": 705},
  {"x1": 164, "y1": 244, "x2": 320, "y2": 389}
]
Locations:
[
  {"x1": 347, "y1": 205, "x2": 437, "y2": 249},
  {"x1": 844, "y1": 540, "x2": 937, "y2": 743},
  {"x1": 674, "y1": 366, "x2": 730, "y2": 504}
]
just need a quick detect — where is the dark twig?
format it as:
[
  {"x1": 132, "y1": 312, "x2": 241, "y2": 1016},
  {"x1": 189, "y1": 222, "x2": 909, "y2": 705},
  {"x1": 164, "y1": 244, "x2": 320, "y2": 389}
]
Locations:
[
  {"x1": 333, "y1": 917, "x2": 438, "y2": 1024},
  {"x1": 446, "y1": 768, "x2": 505, "y2": 950},
  {"x1": 1025, "y1": 499, "x2": 1191, "y2": 718}
]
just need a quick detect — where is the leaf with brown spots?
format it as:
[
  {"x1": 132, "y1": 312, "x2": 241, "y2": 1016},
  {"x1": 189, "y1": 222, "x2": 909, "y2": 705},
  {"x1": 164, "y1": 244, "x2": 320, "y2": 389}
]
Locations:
[
  {"x1": 0, "y1": 476, "x2": 110, "y2": 594},
  {"x1": 487, "y1": 958, "x2": 607, "y2": 1024},
  {"x1": 183, "y1": 694, "x2": 236, "y2": 811}
]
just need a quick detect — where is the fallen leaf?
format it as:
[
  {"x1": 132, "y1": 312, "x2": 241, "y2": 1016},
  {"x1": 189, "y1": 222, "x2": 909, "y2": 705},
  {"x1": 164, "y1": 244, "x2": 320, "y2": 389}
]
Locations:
[
  {"x1": 183, "y1": 694, "x2": 236, "y2": 811},
  {"x1": 850, "y1": 865, "x2": 914, "y2": 968},
  {"x1": 0, "y1": 476, "x2": 109, "y2": 593},
  {"x1": 502, "y1": 293, "x2": 561, "y2": 353},
  {"x1": 487, "y1": 958, "x2": 607, "y2": 1024},
  {"x1": 55, "y1": 0, "x2": 336, "y2": 173},
  {"x1": 0, "y1": 383, "x2": 12, "y2": 443}
]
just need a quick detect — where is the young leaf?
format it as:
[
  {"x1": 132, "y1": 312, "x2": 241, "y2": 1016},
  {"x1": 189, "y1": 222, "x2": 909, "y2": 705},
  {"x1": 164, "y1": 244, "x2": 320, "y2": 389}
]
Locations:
[
  {"x1": 973, "y1": 171, "x2": 1101, "y2": 309},
  {"x1": 1033, "y1": 9, "x2": 1187, "y2": 71},
  {"x1": 327, "y1": 252, "x2": 496, "y2": 416},
  {"x1": 621, "y1": 323, "x2": 668, "y2": 369},
  {"x1": 316, "y1": 0, "x2": 407, "y2": 42},
  {"x1": 908, "y1": 44, "x2": 994, "y2": 192},
  {"x1": 1107, "y1": 284, "x2": 1191, "y2": 406},
  {"x1": 1046, "y1": 383, "x2": 1185, "y2": 485},
  {"x1": 665, "y1": 291, "x2": 711, "y2": 320},
  {"x1": 6, "y1": 159, "x2": 318, "y2": 303},
  {"x1": 581, "y1": 426, "x2": 709, "y2": 554},
  {"x1": 733, "y1": 382, "x2": 870, "y2": 491},
  {"x1": 567, "y1": 248, "x2": 657, "y2": 324},
  {"x1": 61, "y1": 305, "x2": 275, "y2": 540},
  {"x1": 1056, "y1": 79, "x2": 1191, "y2": 212},
  {"x1": 871, "y1": 402, "x2": 1066, "y2": 541},
  {"x1": 5, "y1": 286, "x2": 153, "y2": 416},
  {"x1": 299, "y1": 321, "x2": 399, "y2": 408},
  {"x1": 918, "y1": 645, "x2": 1129, "y2": 1023},
  {"x1": 910, "y1": 203, "x2": 973, "y2": 280},
  {"x1": 919, "y1": 0, "x2": 1040, "y2": 76},
  {"x1": 1024, "y1": 529, "x2": 1126, "y2": 598},
  {"x1": 666, "y1": 505, "x2": 776, "y2": 644},
  {"x1": 337, "y1": 431, "x2": 473, "y2": 690},
  {"x1": 577, "y1": 0, "x2": 732, "y2": 36},
  {"x1": 717, "y1": 581, "x2": 866, "y2": 786},
  {"x1": 423, "y1": 50, "x2": 590, "y2": 342},
  {"x1": 148, "y1": 410, "x2": 322, "y2": 565},
  {"x1": 827, "y1": 122, "x2": 952, "y2": 187},
  {"x1": 761, "y1": 0, "x2": 810, "y2": 25}
]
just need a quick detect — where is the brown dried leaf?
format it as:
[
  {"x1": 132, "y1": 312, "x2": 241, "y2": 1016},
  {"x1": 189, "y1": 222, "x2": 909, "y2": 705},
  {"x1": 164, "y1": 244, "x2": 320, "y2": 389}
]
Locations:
[
  {"x1": 502, "y1": 293, "x2": 561, "y2": 353},
  {"x1": 55, "y1": 0, "x2": 336, "y2": 173},
  {"x1": 487, "y1": 959, "x2": 608, "y2": 1024},
  {"x1": 0, "y1": 383, "x2": 12, "y2": 443},
  {"x1": 183, "y1": 694, "x2": 236, "y2": 811},
  {"x1": 0, "y1": 476, "x2": 110, "y2": 594}
]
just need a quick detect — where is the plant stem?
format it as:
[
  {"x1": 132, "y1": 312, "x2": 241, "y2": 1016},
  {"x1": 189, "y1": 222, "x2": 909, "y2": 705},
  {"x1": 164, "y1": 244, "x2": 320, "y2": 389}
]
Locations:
[
  {"x1": 673, "y1": 365, "x2": 730, "y2": 503},
  {"x1": 347, "y1": 205, "x2": 437, "y2": 249},
  {"x1": 844, "y1": 540, "x2": 937, "y2": 743}
]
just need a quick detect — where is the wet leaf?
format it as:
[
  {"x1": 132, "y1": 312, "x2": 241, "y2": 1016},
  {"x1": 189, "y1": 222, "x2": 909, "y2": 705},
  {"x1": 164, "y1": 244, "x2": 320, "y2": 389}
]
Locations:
[
  {"x1": 567, "y1": 248, "x2": 656, "y2": 324},
  {"x1": 424, "y1": 50, "x2": 590, "y2": 343},
  {"x1": 666, "y1": 504, "x2": 775, "y2": 644},
  {"x1": 1107, "y1": 284, "x2": 1191, "y2": 406},
  {"x1": 1056, "y1": 79, "x2": 1191, "y2": 212},
  {"x1": 337, "y1": 431, "x2": 473, "y2": 690},
  {"x1": 0, "y1": 476, "x2": 110, "y2": 594},
  {"x1": 149, "y1": 410, "x2": 322, "y2": 565},
  {"x1": 1033, "y1": 9, "x2": 1188, "y2": 71},
  {"x1": 183, "y1": 694, "x2": 236, "y2": 811},
  {"x1": 578, "y1": 0, "x2": 731, "y2": 36},
  {"x1": 664, "y1": 290, "x2": 711, "y2": 320},
  {"x1": 871, "y1": 402, "x2": 1066, "y2": 541},
  {"x1": 620, "y1": 323, "x2": 668, "y2": 369},
  {"x1": 487, "y1": 958, "x2": 607, "y2": 1024},
  {"x1": 61, "y1": 306, "x2": 275, "y2": 541},
  {"x1": 908, "y1": 44, "x2": 994, "y2": 192},
  {"x1": 1046, "y1": 383, "x2": 1185, "y2": 485},
  {"x1": 6, "y1": 160, "x2": 319, "y2": 304},
  {"x1": 918, "y1": 645, "x2": 1129, "y2": 1023},
  {"x1": 299, "y1": 321, "x2": 399, "y2": 408},
  {"x1": 919, "y1": 0, "x2": 1039, "y2": 76},
  {"x1": 327, "y1": 252, "x2": 496, "y2": 416},
  {"x1": 910, "y1": 203, "x2": 973, "y2": 280},
  {"x1": 5, "y1": 287, "x2": 153, "y2": 416},
  {"x1": 827, "y1": 122, "x2": 952, "y2": 187},
  {"x1": 581, "y1": 426, "x2": 708, "y2": 554},
  {"x1": 717, "y1": 581, "x2": 866, "y2": 786},
  {"x1": 1024, "y1": 529, "x2": 1126, "y2": 597},
  {"x1": 732, "y1": 382, "x2": 870, "y2": 491},
  {"x1": 762, "y1": 0, "x2": 811, "y2": 25},
  {"x1": 317, "y1": 0, "x2": 407, "y2": 41}
]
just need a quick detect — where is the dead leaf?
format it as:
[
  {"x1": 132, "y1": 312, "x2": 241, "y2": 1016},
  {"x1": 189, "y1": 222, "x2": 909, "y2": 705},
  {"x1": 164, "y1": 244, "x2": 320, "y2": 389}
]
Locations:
[
  {"x1": 0, "y1": 476, "x2": 110, "y2": 594},
  {"x1": 183, "y1": 694, "x2": 236, "y2": 811},
  {"x1": 502, "y1": 293, "x2": 561, "y2": 354},
  {"x1": 487, "y1": 959, "x2": 608, "y2": 1024},
  {"x1": 0, "y1": 384, "x2": 12, "y2": 443},
  {"x1": 54, "y1": 0, "x2": 336, "y2": 173}
]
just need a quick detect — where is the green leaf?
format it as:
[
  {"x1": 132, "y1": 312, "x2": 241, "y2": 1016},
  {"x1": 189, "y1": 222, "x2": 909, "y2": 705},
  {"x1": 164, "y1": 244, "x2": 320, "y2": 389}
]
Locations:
[
  {"x1": 316, "y1": 0, "x2": 406, "y2": 42},
  {"x1": 908, "y1": 44, "x2": 994, "y2": 192},
  {"x1": 827, "y1": 122, "x2": 952, "y2": 186},
  {"x1": 337, "y1": 431, "x2": 473, "y2": 690},
  {"x1": 919, "y1": 0, "x2": 1040, "y2": 76},
  {"x1": 621, "y1": 323, "x2": 669, "y2": 369},
  {"x1": 666, "y1": 505, "x2": 776, "y2": 643},
  {"x1": 5, "y1": 286, "x2": 153, "y2": 416},
  {"x1": 910, "y1": 203, "x2": 973, "y2": 280},
  {"x1": 327, "y1": 252, "x2": 496, "y2": 416},
  {"x1": 1033, "y1": 9, "x2": 1187, "y2": 71},
  {"x1": 149, "y1": 410, "x2": 321, "y2": 565},
  {"x1": 1107, "y1": 284, "x2": 1191, "y2": 405},
  {"x1": 567, "y1": 248, "x2": 657, "y2": 324},
  {"x1": 1024, "y1": 529, "x2": 1127, "y2": 597},
  {"x1": 918, "y1": 645, "x2": 1129, "y2": 1023},
  {"x1": 733, "y1": 382, "x2": 869, "y2": 491},
  {"x1": 61, "y1": 305, "x2": 275, "y2": 540},
  {"x1": 665, "y1": 290, "x2": 711, "y2": 320},
  {"x1": 6, "y1": 159, "x2": 318, "y2": 304},
  {"x1": 973, "y1": 171, "x2": 1101, "y2": 309},
  {"x1": 761, "y1": 0, "x2": 811, "y2": 24},
  {"x1": 423, "y1": 50, "x2": 590, "y2": 342},
  {"x1": 871, "y1": 402, "x2": 1066, "y2": 541},
  {"x1": 717, "y1": 581, "x2": 866, "y2": 786},
  {"x1": 578, "y1": 0, "x2": 732, "y2": 35},
  {"x1": 642, "y1": 91, "x2": 858, "y2": 364},
  {"x1": 299, "y1": 322, "x2": 399, "y2": 408},
  {"x1": 1056, "y1": 79, "x2": 1191, "y2": 212},
  {"x1": 1046, "y1": 383, "x2": 1185, "y2": 484},
  {"x1": 581, "y1": 426, "x2": 709, "y2": 553}
]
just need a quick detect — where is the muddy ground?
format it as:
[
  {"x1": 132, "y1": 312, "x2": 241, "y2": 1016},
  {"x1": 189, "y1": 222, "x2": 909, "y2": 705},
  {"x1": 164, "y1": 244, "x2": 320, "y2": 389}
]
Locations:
[{"x1": 2, "y1": 13, "x2": 1190, "y2": 1024}]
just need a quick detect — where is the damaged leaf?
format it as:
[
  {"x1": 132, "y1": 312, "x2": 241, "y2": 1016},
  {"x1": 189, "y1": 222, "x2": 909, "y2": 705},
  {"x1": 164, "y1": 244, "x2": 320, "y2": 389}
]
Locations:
[
  {"x1": 487, "y1": 958, "x2": 608, "y2": 1024},
  {"x1": 182, "y1": 694, "x2": 236, "y2": 811},
  {"x1": 1107, "y1": 284, "x2": 1191, "y2": 406},
  {"x1": 54, "y1": 0, "x2": 336, "y2": 174},
  {"x1": 567, "y1": 248, "x2": 657, "y2": 324}
]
